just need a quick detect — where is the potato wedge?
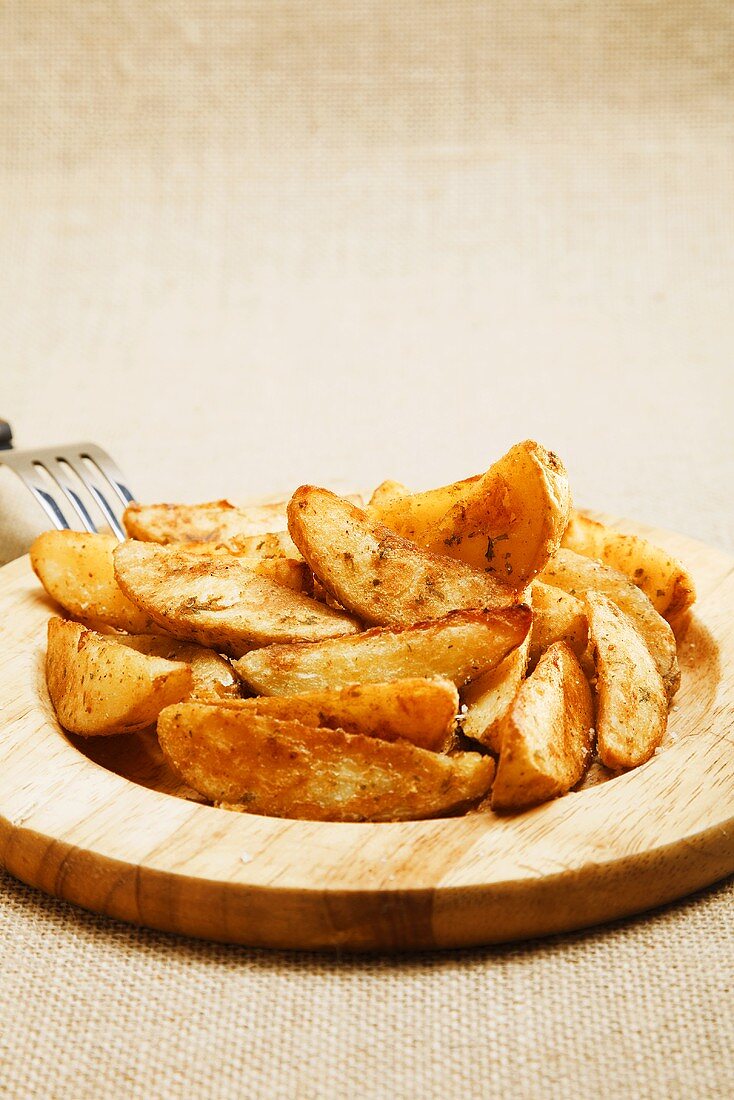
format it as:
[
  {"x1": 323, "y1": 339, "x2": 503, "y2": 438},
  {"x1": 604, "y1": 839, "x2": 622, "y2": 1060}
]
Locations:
[
  {"x1": 178, "y1": 529, "x2": 302, "y2": 561},
  {"x1": 529, "y1": 581, "x2": 588, "y2": 664},
  {"x1": 370, "y1": 442, "x2": 570, "y2": 588},
  {"x1": 163, "y1": 542, "x2": 312, "y2": 594},
  {"x1": 460, "y1": 635, "x2": 530, "y2": 753},
  {"x1": 540, "y1": 548, "x2": 680, "y2": 699},
  {"x1": 30, "y1": 530, "x2": 167, "y2": 635},
  {"x1": 462, "y1": 633, "x2": 530, "y2": 752},
  {"x1": 562, "y1": 511, "x2": 695, "y2": 623},
  {"x1": 113, "y1": 542, "x2": 360, "y2": 657},
  {"x1": 115, "y1": 636, "x2": 240, "y2": 701},
  {"x1": 158, "y1": 703, "x2": 494, "y2": 821},
  {"x1": 585, "y1": 592, "x2": 667, "y2": 771},
  {"x1": 491, "y1": 641, "x2": 594, "y2": 810},
  {"x1": 287, "y1": 486, "x2": 515, "y2": 626},
  {"x1": 123, "y1": 499, "x2": 290, "y2": 543},
  {"x1": 46, "y1": 618, "x2": 193, "y2": 736},
  {"x1": 235, "y1": 606, "x2": 531, "y2": 696},
  {"x1": 189, "y1": 678, "x2": 458, "y2": 751}
]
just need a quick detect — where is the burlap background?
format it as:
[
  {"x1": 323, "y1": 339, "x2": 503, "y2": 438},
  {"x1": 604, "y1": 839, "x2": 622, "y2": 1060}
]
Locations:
[{"x1": 1, "y1": 3, "x2": 733, "y2": 1097}]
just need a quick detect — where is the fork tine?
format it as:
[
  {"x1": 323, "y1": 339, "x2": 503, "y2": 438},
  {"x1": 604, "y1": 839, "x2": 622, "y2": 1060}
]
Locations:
[
  {"x1": 79, "y1": 444, "x2": 135, "y2": 509},
  {"x1": 45, "y1": 458, "x2": 99, "y2": 534},
  {"x1": 1, "y1": 456, "x2": 71, "y2": 531},
  {"x1": 63, "y1": 449, "x2": 127, "y2": 539}
]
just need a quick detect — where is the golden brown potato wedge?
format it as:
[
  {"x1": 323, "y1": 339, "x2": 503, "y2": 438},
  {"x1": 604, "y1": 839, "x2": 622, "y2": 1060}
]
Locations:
[
  {"x1": 164, "y1": 541, "x2": 312, "y2": 594},
  {"x1": 287, "y1": 485, "x2": 515, "y2": 626},
  {"x1": 46, "y1": 618, "x2": 193, "y2": 736},
  {"x1": 178, "y1": 529, "x2": 303, "y2": 561},
  {"x1": 158, "y1": 703, "x2": 494, "y2": 821},
  {"x1": 115, "y1": 636, "x2": 240, "y2": 701},
  {"x1": 123, "y1": 499, "x2": 290, "y2": 543},
  {"x1": 235, "y1": 606, "x2": 531, "y2": 696},
  {"x1": 460, "y1": 635, "x2": 530, "y2": 753},
  {"x1": 585, "y1": 592, "x2": 667, "y2": 771},
  {"x1": 30, "y1": 530, "x2": 167, "y2": 635},
  {"x1": 113, "y1": 541, "x2": 360, "y2": 657},
  {"x1": 529, "y1": 581, "x2": 588, "y2": 665},
  {"x1": 540, "y1": 548, "x2": 679, "y2": 699},
  {"x1": 193, "y1": 678, "x2": 459, "y2": 751},
  {"x1": 370, "y1": 441, "x2": 570, "y2": 588},
  {"x1": 491, "y1": 642, "x2": 594, "y2": 810},
  {"x1": 562, "y1": 511, "x2": 695, "y2": 624}
]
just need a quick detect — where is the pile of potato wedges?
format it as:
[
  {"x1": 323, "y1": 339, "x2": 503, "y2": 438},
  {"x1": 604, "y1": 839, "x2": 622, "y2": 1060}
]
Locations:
[{"x1": 31, "y1": 439, "x2": 695, "y2": 822}]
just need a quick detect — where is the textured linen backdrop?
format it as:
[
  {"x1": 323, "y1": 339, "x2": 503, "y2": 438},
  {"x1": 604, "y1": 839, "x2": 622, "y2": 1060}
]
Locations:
[{"x1": 1, "y1": 3, "x2": 733, "y2": 1098}]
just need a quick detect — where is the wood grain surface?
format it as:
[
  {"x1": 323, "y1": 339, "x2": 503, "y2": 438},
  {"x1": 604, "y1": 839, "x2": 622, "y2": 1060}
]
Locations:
[{"x1": 0, "y1": 516, "x2": 732, "y2": 952}]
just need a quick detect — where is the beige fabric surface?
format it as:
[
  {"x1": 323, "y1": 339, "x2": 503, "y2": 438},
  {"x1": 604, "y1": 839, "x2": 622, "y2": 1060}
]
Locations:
[{"x1": 1, "y1": 2, "x2": 733, "y2": 1097}]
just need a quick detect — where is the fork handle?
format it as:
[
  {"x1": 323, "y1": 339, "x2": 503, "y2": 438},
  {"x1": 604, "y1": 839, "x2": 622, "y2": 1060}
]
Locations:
[{"x1": 0, "y1": 420, "x2": 12, "y2": 451}]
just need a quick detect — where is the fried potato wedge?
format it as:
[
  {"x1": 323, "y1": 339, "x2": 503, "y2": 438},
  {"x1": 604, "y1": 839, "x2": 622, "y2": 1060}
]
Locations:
[
  {"x1": 166, "y1": 541, "x2": 312, "y2": 594},
  {"x1": 235, "y1": 606, "x2": 531, "y2": 696},
  {"x1": 115, "y1": 636, "x2": 240, "y2": 701},
  {"x1": 369, "y1": 441, "x2": 570, "y2": 587},
  {"x1": 287, "y1": 486, "x2": 515, "y2": 626},
  {"x1": 585, "y1": 592, "x2": 667, "y2": 771},
  {"x1": 30, "y1": 530, "x2": 167, "y2": 635},
  {"x1": 491, "y1": 642, "x2": 594, "y2": 810},
  {"x1": 540, "y1": 548, "x2": 680, "y2": 699},
  {"x1": 461, "y1": 635, "x2": 530, "y2": 753},
  {"x1": 123, "y1": 499, "x2": 290, "y2": 543},
  {"x1": 157, "y1": 703, "x2": 494, "y2": 821},
  {"x1": 562, "y1": 511, "x2": 695, "y2": 624},
  {"x1": 192, "y1": 678, "x2": 458, "y2": 751},
  {"x1": 46, "y1": 618, "x2": 193, "y2": 736},
  {"x1": 113, "y1": 542, "x2": 360, "y2": 657},
  {"x1": 529, "y1": 581, "x2": 588, "y2": 665}
]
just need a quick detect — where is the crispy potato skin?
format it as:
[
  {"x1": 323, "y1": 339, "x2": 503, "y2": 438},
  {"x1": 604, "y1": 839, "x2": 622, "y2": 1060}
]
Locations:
[
  {"x1": 190, "y1": 678, "x2": 459, "y2": 752},
  {"x1": 491, "y1": 642, "x2": 594, "y2": 810},
  {"x1": 115, "y1": 636, "x2": 240, "y2": 701},
  {"x1": 540, "y1": 548, "x2": 680, "y2": 700},
  {"x1": 585, "y1": 592, "x2": 668, "y2": 771},
  {"x1": 157, "y1": 704, "x2": 494, "y2": 821},
  {"x1": 287, "y1": 485, "x2": 515, "y2": 626},
  {"x1": 46, "y1": 618, "x2": 193, "y2": 736},
  {"x1": 113, "y1": 541, "x2": 359, "y2": 657},
  {"x1": 30, "y1": 530, "x2": 167, "y2": 635},
  {"x1": 562, "y1": 511, "x2": 695, "y2": 625},
  {"x1": 529, "y1": 581, "x2": 588, "y2": 665},
  {"x1": 460, "y1": 636, "x2": 530, "y2": 753},
  {"x1": 235, "y1": 606, "x2": 531, "y2": 696}
]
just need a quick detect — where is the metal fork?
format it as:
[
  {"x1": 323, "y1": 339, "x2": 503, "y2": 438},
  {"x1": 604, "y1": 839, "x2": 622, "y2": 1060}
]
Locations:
[{"x1": 0, "y1": 420, "x2": 136, "y2": 539}]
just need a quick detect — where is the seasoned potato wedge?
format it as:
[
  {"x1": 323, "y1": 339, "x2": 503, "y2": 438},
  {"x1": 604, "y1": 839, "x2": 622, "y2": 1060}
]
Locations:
[
  {"x1": 287, "y1": 486, "x2": 515, "y2": 626},
  {"x1": 158, "y1": 703, "x2": 494, "y2": 821},
  {"x1": 491, "y1": 642, "x2": 594, "y2": 810},
  {"x1": 540, "y1": 548, "x2": 679, "y2": 699},
  {"x1": 562, "y1": 511, "x2": 695, "y2": 624},
  {"x1": 585, "y1": 592, "x2": 667, "y2": 771},
  {"x1": 165, "y1": 542, "x2": 312, "y2": 594},
  {"x1": 30, "y1": 530, "x2": 166, "y2": 634},
  {"x1": 461, "y1": 635, "x2": 530, "y2": 753},
  {"x1": 428, "y1": 442, "x2": 571, "y2": 585},
  {"x1": 178, "y1": 529, "x2": 302, "y2": 561},
  {"x1": 370, "y1": 441, "x2": 570, "y2": 588},
  {"x1": 113, "y1": 542, "x2": 360, "y2": 657},
  {"x1": 123, "y1": 499, "x2": 290, "y2": 543},
  {"x1": 192, "y1": 678, "x2": 459, "y2": 751},
  {"x1": 235, "y1": 606, "x2": 531, "y2": 695},
  {"x1": 115, "y1": 636, "x2": 240, "y2": 701},
  {"x1": 529, "y1": 581, "x2": 588, "y2": 664},
  {"x1": 46, "y1": 618, "x2": 192, "y2": 736}
]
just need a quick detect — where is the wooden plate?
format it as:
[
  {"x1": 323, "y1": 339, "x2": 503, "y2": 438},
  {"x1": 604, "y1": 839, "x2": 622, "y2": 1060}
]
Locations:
[{"x1": 1, "y1": 517, "x2": 733, "y2": 951}]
